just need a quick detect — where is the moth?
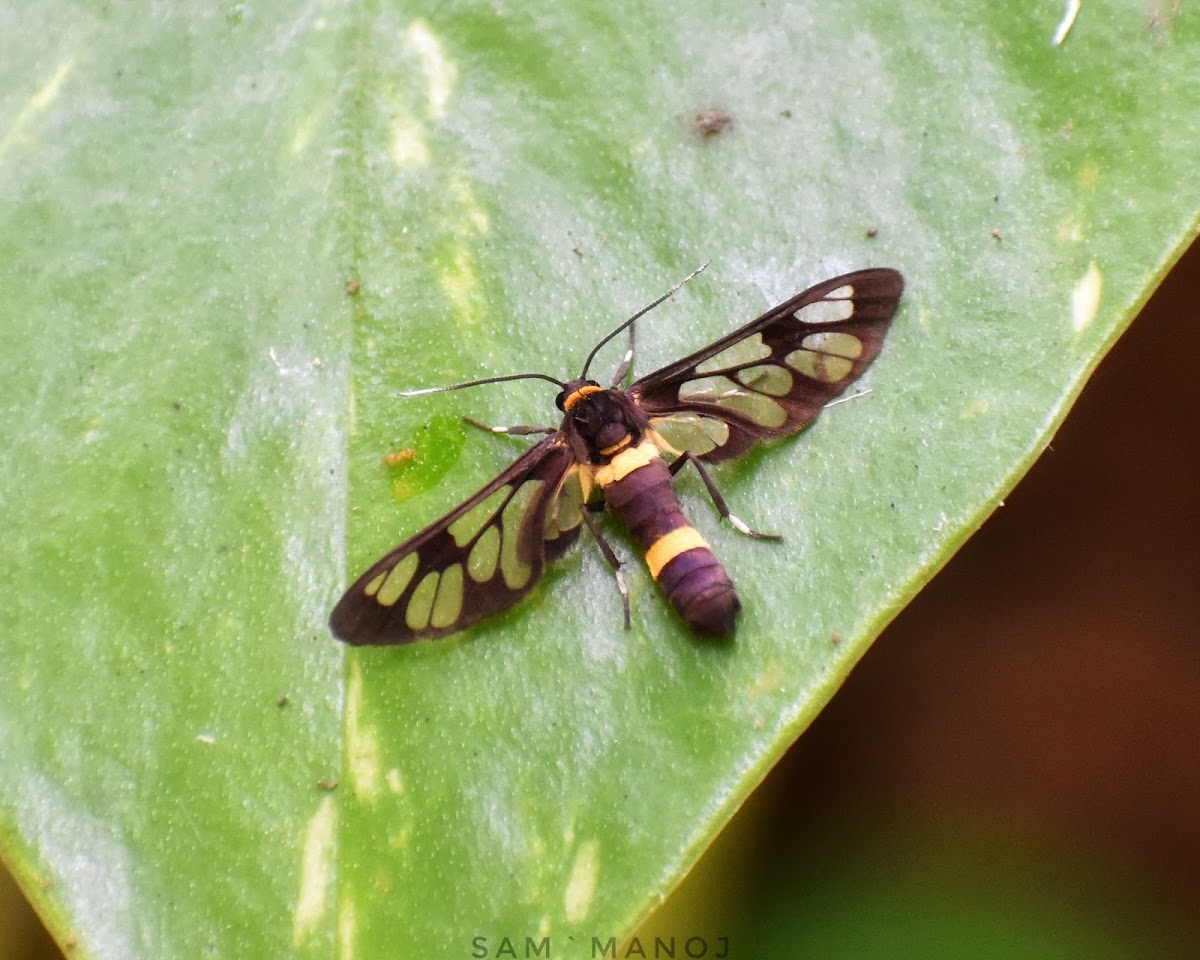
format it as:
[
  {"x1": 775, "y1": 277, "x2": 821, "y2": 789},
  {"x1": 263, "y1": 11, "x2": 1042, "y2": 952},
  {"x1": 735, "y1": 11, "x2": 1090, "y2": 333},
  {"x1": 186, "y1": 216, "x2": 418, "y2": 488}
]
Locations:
[{"x1": 330, "y1": 266, "x2": 904, "y2": 644}]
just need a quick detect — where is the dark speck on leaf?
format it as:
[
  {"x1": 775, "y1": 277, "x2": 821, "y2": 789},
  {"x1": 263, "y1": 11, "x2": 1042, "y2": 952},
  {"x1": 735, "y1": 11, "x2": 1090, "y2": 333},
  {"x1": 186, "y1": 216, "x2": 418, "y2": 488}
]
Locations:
[{"x1": 690, "y1": 108, "x2": 734, "y2": 138}]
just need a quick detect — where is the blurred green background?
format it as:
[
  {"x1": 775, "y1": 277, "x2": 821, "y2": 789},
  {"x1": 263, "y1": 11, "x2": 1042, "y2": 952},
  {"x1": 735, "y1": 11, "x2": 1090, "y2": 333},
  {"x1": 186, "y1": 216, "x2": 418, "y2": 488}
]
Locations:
[{"x1": 6, "y1": 235, "x2": 1196, "y2": 960}]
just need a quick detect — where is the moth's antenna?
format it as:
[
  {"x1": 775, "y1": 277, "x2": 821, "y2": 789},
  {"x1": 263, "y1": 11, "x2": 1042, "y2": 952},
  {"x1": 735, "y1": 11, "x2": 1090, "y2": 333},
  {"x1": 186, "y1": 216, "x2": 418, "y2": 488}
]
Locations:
[
  {"x1": 824, "y1": 388, "x2": 871, "y2": 408},
  {"x1": 399, "y1": 372, "x2": 565, "y2": 397},
  {"x1": 579, "y1": 261, "x2": 710, "y2": 379}
]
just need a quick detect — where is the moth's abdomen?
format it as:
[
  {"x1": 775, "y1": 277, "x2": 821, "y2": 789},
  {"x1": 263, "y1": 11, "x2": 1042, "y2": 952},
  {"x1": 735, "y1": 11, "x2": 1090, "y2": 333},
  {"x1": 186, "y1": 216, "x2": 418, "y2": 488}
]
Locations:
[{"x1": 598, "y1": 441, "x2": 739, "y2": 636}]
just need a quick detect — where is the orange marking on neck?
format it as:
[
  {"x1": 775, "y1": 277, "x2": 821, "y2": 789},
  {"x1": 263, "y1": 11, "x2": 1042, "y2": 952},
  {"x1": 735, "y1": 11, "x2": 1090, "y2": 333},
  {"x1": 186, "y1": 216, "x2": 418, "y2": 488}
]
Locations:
[{"x1": 562, "y1": 384, "x2": 603, "y2": 411}]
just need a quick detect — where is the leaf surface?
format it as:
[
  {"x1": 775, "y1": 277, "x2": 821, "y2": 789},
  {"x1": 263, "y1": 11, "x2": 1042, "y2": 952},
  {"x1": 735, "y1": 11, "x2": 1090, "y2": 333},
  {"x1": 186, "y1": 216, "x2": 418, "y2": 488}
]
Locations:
[{"x1": 1, "y1": 1, "x2": 1197, "y2": 957}]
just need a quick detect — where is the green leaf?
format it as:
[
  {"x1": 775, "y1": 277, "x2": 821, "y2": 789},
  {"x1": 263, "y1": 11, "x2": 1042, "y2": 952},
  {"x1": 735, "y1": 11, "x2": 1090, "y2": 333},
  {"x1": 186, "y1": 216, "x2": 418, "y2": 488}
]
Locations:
[{"x1": 1, "y1": 1, "x2": 1197, "y2": 958}]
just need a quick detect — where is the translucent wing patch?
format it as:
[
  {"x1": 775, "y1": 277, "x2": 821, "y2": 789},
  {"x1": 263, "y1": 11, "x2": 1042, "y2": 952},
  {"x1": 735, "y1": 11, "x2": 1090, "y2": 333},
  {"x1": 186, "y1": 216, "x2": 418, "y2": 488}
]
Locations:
[
  {"x1": 543, "y1": 466, "x2": 587, "y2": 561},
  {"x1": 652, "y1": 412, "x2": 731, "y2": 459},
  {"x1": 330, "y1": 437, "x2": 581, "y2": 644},
  {"x1": 631, "y1": 268, "x2": 904, "y2": 461}
]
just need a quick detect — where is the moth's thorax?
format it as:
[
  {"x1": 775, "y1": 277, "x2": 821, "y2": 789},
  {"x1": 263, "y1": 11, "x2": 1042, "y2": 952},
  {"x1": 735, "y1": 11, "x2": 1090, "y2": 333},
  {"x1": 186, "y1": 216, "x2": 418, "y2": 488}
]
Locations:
[{"x1": 559, "y1": 381, "x2": 647, "y2": 463}]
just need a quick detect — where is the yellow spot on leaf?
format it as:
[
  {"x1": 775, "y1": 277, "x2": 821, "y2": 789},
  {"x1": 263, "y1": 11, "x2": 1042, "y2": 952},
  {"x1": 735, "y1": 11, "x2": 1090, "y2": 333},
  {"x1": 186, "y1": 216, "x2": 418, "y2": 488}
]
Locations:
[
  {"x1": 1071, "y1": 262, "x2": 1102, "y2": 332},
  {"x1": 347, "y1": 661, "x2": 382, "y2": 804},
  {"x1": 749, "y1": 661, "x2": 783, "y2": 698},
  {"x1": 1056, "y1": 216, "x2": 1083, "y2": 244},
  {"x1": 390, "y1": 825, "x2": 412, "y2": 849},
  {"x1": 389, "y1": 113, "x2": 430, "y2": 168},
  {"x1": 962, "y1": 397, "x2": 990, "y2": 419},
  {"x1": 292, "y1": 796, "x2": 335, "y2": 947},
  {"x1": 406, "y1": 19, "x2": 457, "y2": 117},
  {"x1": 337, "y1": 894, "x2": 356, "y2": 959},
  {"x1": 451, "y1": 177, "x2": 489, "y2": 234},
  {"x1": 0, "y1": 57, "x2": 74, "y2": 160},
  {"x1": 440, "y1": 246, "x2": 479, "y2": 324},
  {"x1": 386, "y1": 768, "x2": 404, "y2": 794},
  {"x1": 290, "y1": 104, "x2": 326, "y2": 156},
  {"x1": 564, "y1": 840, "x2": 600, "y2": 924}
]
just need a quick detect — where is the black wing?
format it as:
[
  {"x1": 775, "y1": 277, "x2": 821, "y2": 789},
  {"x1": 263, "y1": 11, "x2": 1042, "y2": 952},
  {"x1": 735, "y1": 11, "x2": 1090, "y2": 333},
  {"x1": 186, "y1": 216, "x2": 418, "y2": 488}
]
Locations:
[
  {"x1": 629, "y1": 268, "x2": 904, "y2": 461},
  {"x1": 330, "y1": 436, "x2": 585, "y2": 644}
]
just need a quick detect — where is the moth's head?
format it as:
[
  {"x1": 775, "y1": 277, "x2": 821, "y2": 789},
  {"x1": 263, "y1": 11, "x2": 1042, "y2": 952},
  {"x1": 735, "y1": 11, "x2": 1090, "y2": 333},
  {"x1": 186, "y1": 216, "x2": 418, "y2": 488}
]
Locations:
[{"x1": 557, "y1": 378, "x2": 637, "y2": 456}]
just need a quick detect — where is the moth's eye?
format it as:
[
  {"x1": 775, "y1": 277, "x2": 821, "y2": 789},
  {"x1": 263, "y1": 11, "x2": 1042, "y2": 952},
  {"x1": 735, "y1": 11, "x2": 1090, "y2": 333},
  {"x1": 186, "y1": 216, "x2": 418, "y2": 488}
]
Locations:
[{"x1": 554, "y1": 391, "x2": 567, "y2": 411}]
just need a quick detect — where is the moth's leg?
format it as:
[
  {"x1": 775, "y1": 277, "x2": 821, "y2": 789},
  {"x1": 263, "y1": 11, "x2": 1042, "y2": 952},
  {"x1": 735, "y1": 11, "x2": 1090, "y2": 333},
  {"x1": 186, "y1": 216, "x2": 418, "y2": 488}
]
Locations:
[
  {"x1": 462, "y1": 416, "x2": 556, "y2": 436},
  {"x1": 580, "y1": 509, "x2": 632, "y2": 629},
  {"x1": 669, "y1": 452, "x2": 783, "y2": 542},
  {"x1": 608, "y1": 319, "x2": 637, "y2": 388}
]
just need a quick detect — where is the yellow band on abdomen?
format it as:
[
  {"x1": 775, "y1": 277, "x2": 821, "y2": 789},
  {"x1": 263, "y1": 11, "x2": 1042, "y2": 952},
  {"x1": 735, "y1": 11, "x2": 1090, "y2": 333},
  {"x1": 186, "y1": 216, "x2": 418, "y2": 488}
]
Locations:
[
  {"x1": 594, "y1": 438, "x2": 659, "y2": 488},
  {"x1": 645, "y1": 526, "x2": 710, "y2": 580}
]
